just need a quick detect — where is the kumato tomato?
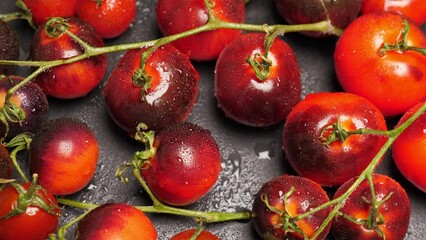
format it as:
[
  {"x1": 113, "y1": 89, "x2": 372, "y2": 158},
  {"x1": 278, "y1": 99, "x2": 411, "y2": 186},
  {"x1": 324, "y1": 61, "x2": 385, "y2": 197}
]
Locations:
[
  {"x1": 0, "y1": 20, "x2": 19, "y2": 75},
  {"x1": 21, "y1": 0, "x2": 78, "y2": 26},
  {"x1": 0, "y1": 144, "x2": 13, "y2": 179},
  {"x1": 170, "y1": 229, "x2": 219, "y2": 240}
]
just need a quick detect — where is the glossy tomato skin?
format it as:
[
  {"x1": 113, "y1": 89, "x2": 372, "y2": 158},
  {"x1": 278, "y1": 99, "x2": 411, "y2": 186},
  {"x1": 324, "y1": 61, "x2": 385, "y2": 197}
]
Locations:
[
  {"x1": 141, "y1": 122, "x2": 221, "y2": 206},
  {"x1": 102, "y1": 45, "x2": 199, "y2": 134},
  {"x1": 22, "y1": 0, "x2": 78, "y2": 26},
  {"x1": 75, "y1": 203, "x2": 157, "y2": 240},
  {"x1": 156, "y1": 0, "x2": 246, "y2": 61},
  {"x1": 0, "y1": 183, "x2": 61, "y2": 240},
  {"x1": 77, "y1": 0, "x2": 136, "y2": 39},
  {"x1": 170, "y1": 229, "x2": 219, "y2": 240},
  {"x1": 334, "y1": 12, "x2": 426, "y2": 117},
  {"x1": 215, "y1": 33, "x2": 301, "y2": 127},
  {"x1": 361, "y1": 0, "x2": 426, "y2": 26},
  {"x1": 0, "y1": 75, "x2": 49, "y2": 140},
  {"x1": 275, "y1": 0, "x2": 362, "y2": 37},
  {"x1": 282, "y1": 92, "x2": 388, "y2": 187},
  {"x1": 332, "y1": 174, "x2": 410, "y2": 240},
  {"x1": 252, "y1": 174, "x2": 331, "y2": 240},
  {"x1": 392, "y1": 102, "x2": 426, "y2": 192},
  {"x1": 29, "y1": 117, "x2": 99, "y2": 195},
  {"x1": 0, "y1": 20, "x2": 19, "y2": 75},
  {"x1": 0, "y1": 145, "x2": 13, "y2": 179},
  {"x1": 30, "y1": 17, "x2": 107, "y2": 99}
]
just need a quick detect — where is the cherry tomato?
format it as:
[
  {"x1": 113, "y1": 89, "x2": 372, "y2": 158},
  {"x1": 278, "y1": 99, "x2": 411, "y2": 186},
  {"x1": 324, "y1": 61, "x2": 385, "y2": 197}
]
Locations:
[
  {"x1": 29, "y1": 117, "x2": 99, "y2": 195},
  {"x1": 170, "y1": 229, "x2": 219, "y2": 240},
  {"x1": 75, "y1": 203, "x2": 157, "y2": 240},
  {"x1": 282, "y1": 92, "x2": 388, "y2": 187},
  {"x1": 0, "y1": 182, "x2": 61, "y2": 240},
  {"x1": 141, "y1": 122, "x2": 222, "y2": 206},
  {"x1": 252, "y1": 174, "x2": 331, "y2": 240},
  {"x1": 21, "y1": 0, "x2": 78, "y2": 26},
  {"x1": 102, "y1": 44, "x2": 199, "y2": 134},
  {"x1": 332, "y1": 174, "x2": 410, "y2": 240},
  {"x1": 392, "y1": 101, "x2": 426, "y2": 192},
  {"x1": 361, "y1": 0, "x2": 426, "y2": 26},
  {"x1": 76, "y1": 0, "x2": 136, "y2": 39},
  {"x1": 156, "y1": 0, "x2": 246, "y2": 61},
  {"x1": 0, "y1": 144, "x2": 13, "y2": 179},
  {"x1": 30, "y1": 17, "x2": 107, "y2": 99},
  {"x1": 214, "y1": 33, "x2": 301, "y2": 127},
  {"x1": 0, "y1": 20, "x2": 19, "y2": 75},
  {"x1": 334, "y1": 11, "x2": 426, "y2": 117}
]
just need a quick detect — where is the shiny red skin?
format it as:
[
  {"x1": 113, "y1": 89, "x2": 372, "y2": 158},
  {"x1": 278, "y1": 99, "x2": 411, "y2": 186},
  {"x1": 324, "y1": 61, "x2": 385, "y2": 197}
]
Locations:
[
  {"x1": 22, "y1": 0, "x2": 78, "y2": 26},
  {"x1": 0, "y1": 145, "x2": 13, "y2": 179},
  {"x1": 0, "y1": 183, "x2": 61, "y2": 240},
  {"x1": 392, "y1": 102, "x2": 426, "y2": 192},
  {"x1": 77, "y1": 0, "x2": 136, "y2": 39},
  {"x1": 361, "y1": 0, "x2": 426, "y2": 26},
  {"x1": 141, "y1": 122, "x2": 221, "y2": 206},
  {"x1": 171, "y1": 229, "x2": 219, "y2": 240},
  {"x1": 156, "y1": 0, "x2": 246, "y2": 61},
  {"x1": 334, "y1": 12, "x2": 426, "y2": 117},
  {"x1": 214, "y1": 33, "x2": 301, "y2": 127},
  {"x1": 332, "y1": 174, "x2": 410, "y2": 240},
  {"x1": 252, "y1": 174, "x2": 331, "y2": 240},
  {"x1": 29, "y1": 118, "x2": 99, "y2": 195},
  {"x1": 0, "y1": 75, "x2": 49, "y2": 140},
  {"x1": 102, "y1": 45, "x2": 199, "y2": 134},
  {"x1": 0, "y1": 20, "x2": 19, "y2": 75},
  {"x1": 274, "y1": 0, "x2": 362, "y2": 37},
  {"x1": 30, "y1": 17, "x2": 107, "y2": 99},
  {"x1": 282, "y1": 92, "x2": 388, "y2": 187},
  {"x1": 76, "y1": 203, "x2": 157, "y2": 240}
]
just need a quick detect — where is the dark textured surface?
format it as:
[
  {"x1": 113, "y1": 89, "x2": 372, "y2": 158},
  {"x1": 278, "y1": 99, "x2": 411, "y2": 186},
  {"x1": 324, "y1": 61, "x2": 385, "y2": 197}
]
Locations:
[{"x1": 0, "y1": 0, "x2": 425, "y2": 239}]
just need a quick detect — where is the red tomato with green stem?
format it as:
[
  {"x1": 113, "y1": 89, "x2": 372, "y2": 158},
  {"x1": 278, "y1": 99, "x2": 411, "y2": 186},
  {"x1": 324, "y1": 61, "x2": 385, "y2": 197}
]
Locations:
[
  {"x1": 334, "y1": 11, "x2": 426, "y2": 117},
  {"x1": 170, "y1": 229, "x2": 219, "y2": 240},
  {"x1": 21, "y1": 0, "x2": 78, "y2": 26}
]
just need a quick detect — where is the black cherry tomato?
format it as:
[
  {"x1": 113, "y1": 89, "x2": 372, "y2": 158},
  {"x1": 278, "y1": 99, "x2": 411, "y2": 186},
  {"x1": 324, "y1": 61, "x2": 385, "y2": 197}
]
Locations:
[{"x1": 0, "y1": 20, "x2": 19, "y2": 75}]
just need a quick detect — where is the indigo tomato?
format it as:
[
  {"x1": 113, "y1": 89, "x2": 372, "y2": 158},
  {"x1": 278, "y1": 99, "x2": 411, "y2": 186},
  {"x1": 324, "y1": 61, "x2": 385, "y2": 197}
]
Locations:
[{"x1": 0, "y1": 20, "x2": 19, "y2": 75}]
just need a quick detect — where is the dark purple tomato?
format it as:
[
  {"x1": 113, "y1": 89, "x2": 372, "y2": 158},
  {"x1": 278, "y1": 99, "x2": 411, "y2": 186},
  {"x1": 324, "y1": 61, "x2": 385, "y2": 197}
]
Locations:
[
  {"x1": 0, "y1": 145, "x2": 13, "y2": 179},
  {"x1": 0, "y1": 20, "x2": 19, "y2": 75}
]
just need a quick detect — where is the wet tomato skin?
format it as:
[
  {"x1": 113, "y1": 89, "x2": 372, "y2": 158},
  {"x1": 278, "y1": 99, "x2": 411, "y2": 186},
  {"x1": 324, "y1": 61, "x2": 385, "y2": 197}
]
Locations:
[
  {"x1": 332, "y1": 174, "x2": 410, "y2": 240},
  {"x1": 334, "y1": 11, "x2": 426, "y2": 117},
  {"x1": 22, "y1": 0, "x2": 78, "y2": 26},
  {"x1": 392, "y1": 102, "x2": 426, "y2": 192},
  {"x1": 76, "y1": 203, "x2": 157, "y2": 240},
  {"x1": 141, "y1": 122, "x2": 221, "y2": 206},
  {"x1": 170, "y1": 229, "x2": 219, "y2": 240},
  {"x1": 156, "y1": 0, "x2": 246, "y2": 61},
  {"x1": 214, "y1": 33, "x2": 301, "y2": 127},
  {"x1": 30, "y1": 17, "x2": 107, "y2": 99},
  {"x1": 0, "y1": 20, "x2": 19, "y2": 75},
  {"x1": 0, "y1": 145, "x2": 13, "y2": 179},
  {"x1": 29, "y1": 117, "x2": 99, "y2": 195},
  {"x1": 252, "y1": 174, "x2": 331, "y2": 240},
  {"x1": 282, "y1": 92, "x2": 388, "y2": 187},
  {"x1": 102, "y1": 45, "x2": 199, "y2": 134}
]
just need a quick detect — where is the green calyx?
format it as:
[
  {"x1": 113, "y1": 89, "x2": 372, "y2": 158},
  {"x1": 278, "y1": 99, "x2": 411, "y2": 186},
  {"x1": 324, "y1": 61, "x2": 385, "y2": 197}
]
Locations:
[
  {"x1": 132, "y1": 68, "x2": 152, "y2": 102},
  {"x1": 44, "y1": 17, "x2": 71, "y2": 38}
]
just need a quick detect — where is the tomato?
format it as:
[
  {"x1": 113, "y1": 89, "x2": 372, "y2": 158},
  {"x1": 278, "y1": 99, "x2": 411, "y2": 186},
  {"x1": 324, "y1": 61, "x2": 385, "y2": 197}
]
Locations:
[
  {"x1": 170, "y1": 229, "x2": 219, "y2": 240},
  {"x1": 282, "y1": 92, "x2": 388, "y2": 187},
  {"x1": 332, "y1": 174, "x2": 410, "y2": 240},
  {"x1": 21, "y1": 0, "x2": 78, "y2": 26},
  {"x1": 0, "y1": 144, "x2": 13, "y2": 179},
  {"x1": 252, "y1": 174, "x2": 331, "y2": 240},
  {"x1": 392, "y1": 102, "x2": 426, "y2": 192},
  {"x1": 0, "y1": 20, "x2": 19, "y2": 75},
  {"x1": 274, "y1": 0, "x2": 362, "y2": 37},
  {"x1": 29, "y1": 117, "x2": 99, "y2": 195},
  {"x1": 0, "y1": 75, "x2": 49, "y2": 140},
  {"x1": 75, "y1": 203, "x2": 157, "y2": 240},
  {"x1": 156, "y1": 0, "x2": 246, "y2": 61},
  {"x1": 141, "y1": 122, "x2": 222, "y2": 206},
  {"x1": 361, "y1": 0, "x2": 426, "y2": 26},
  {"x1": 0, "y1": 182, "x2": 61, "y2": 240},
  {"x1": 334, "y1": 11, "x2": 426, "y2": 117},
  {"x1": 29, "y1": 17, "x2": 107, "y2": 99},
  {"x1": 102, "y1": 44, "x2": 199, "y2": 134},
  {"x1": 76, "y1": 0, "x2": 136, "y2": 39},
  {"x1": 214, "y1": 33, "x2": 301, "y2": 127}
]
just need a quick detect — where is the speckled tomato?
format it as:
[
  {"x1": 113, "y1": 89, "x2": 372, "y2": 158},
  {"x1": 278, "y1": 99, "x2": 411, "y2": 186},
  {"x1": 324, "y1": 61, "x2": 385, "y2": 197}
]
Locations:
[
  {"x1": 0, "y1": 145, "x2": 12, "y2": 179},
  {"x1": 0, "y1": 20, "x2": 19, "y2": 75},
  {"x1": 21, "y1": 0, "x2": 78, "y2": 26},
  {"x1": 30, "y1": 17, "x2": 107, "y2": 99},
  {"x1": 29, "y1": 117, "x2": 99, "y2": 195},
  {"x1": 75, "y1": 203, "x2": 157, "y2": 240},
  {"x1": 170, "y1": 229, "x2": 219, "y2": 240}
]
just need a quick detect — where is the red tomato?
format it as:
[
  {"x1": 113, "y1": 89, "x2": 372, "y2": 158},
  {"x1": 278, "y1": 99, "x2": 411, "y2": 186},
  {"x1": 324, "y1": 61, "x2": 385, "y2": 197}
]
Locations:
[
  {"x1": 361, "y1": 0, "x2": 426, "y2": 26},
  {"x1": 334, "y1": 12, "x2": 426, "y2": 117},
  {"x1": 77, "y1": 0, "x2": 136, "y2": 39},
  {"x1": 170, "y1": 229, "x2": 219, "y2": 240},
  {"x1": 252, "y1": 174, "x2": 331, "y2": 240},
  {"x1": 0, "y1": 145, "x2": 13, "y2": 179},
  {"x1": 156, "y1": 0, "x2": 246, "y2": 61},
  {"x1": 0, "y1": 20, "x2": 19, "y2": 75},
  {"x1": 332, "y1": 174, "x2": 410, "y2": 240},
  {"x1": 392, "y1": 101, "x2": 426, "y2": 192},
  {"x1": 214, "y1": 32, "x2": 301, "y2": 127},
  {"x1": 75, "y1": 203, "x2": 157, "y2": 240},
  {"x1": 22, "y1": 0, "x2": 78, "y2": 26},
  {"x1": 29, "y1": 117, "x2": 99, "y2": 195},
  {"x1": 282, "y1": 92, "x2": 388, "y2": 187},
  {"x1": 0, "y1": 182, "x2": 61, "y2": 240}
]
